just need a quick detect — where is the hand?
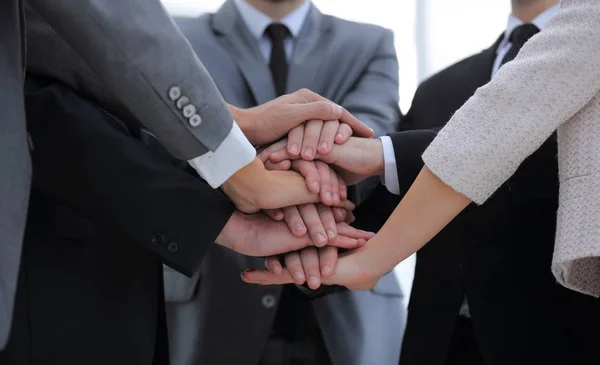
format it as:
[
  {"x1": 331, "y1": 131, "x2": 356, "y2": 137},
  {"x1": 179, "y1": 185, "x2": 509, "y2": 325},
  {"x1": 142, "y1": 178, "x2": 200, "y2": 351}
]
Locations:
[
  {"x1": 259, "y1": 149, "x2": 347, "y2": 206},
  {"x1": 215, "y1": 211, "x2": 374, "y2": 257},
  {"x1": 242, "y1": 247, "x2": 381, "y2": 291},
  {"x1": 263, "y1": 246, "x2": 339, "y2": 289},
  {"x1": 221, "y1": 158, "x2": 319, "y2": 213},
  {"x1": 229, "y1": 89, "x2": 373, "y2": 146},
  {"x1": 286, "y1": 120, "x2": 353, "y2": 160},
  {"x1": 265, "y1": 201, "x2": 355, "y2": 247},
  {"x1": 261, "y1": 137, "x2": 385, "y2": 185}
]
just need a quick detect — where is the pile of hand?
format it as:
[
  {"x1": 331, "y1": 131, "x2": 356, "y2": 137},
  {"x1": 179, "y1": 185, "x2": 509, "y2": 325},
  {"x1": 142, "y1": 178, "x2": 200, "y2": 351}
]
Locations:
[{"x1": 216, "y1": 89, "x2": 388, "y2": 291}]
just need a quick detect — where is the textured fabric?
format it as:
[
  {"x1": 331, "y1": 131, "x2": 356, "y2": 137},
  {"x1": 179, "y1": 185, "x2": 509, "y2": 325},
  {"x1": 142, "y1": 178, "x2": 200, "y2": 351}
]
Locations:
[{"x1": 422, "y1": 0, "x2": 600, "y2": 296}]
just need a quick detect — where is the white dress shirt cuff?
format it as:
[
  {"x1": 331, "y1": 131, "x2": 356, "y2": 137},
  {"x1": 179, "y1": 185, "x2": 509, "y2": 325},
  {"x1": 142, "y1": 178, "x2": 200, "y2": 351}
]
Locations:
[
  {"x1": 379, "y1": 136, "x2": 400, "y2": 195},
  {"x1": 188, "y1": 122, "x2": 256, "y2": 188}
]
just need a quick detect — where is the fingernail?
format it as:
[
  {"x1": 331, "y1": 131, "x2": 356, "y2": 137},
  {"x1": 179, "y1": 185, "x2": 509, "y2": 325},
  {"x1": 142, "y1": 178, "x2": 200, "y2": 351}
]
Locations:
[
  {"x1": 242, "y1": 269, "x2": 255, "y2": 275},
  {"x1": 332, "y1": 193, "x2": 339, "y2": 202},
  {"x1": 322, "y1": 266, "x2": 332, "y2": 276},
  {"x1": 273, "y1": 265, "x2": 282, "y2": 275},
  {"x1": 304, "y1": 148, "x2": 313, "y2": 158},
  {"x1": 315, "y1": 233, "x2": 327, "y2": 245},
  {"x1": 295, "y1": 223, "x2": 306, "y2": 234},
  {"x1": 294, "y1": 273, "x2": 305, "y2": 283},
  {"x1": 331, "y1": 103, "x2": 343, "y2": 116},
  {"x1": 290, "y1": 144, "x2": 299, "y2": 154},
  {"x1": 324, "y1": 192, "x2": 332, "y2": 202},
  {"x1": 320, "y1": 142, "x2": 328, "y2": 152},
  {"x1": 326, "y1": 229, "x2": 336, "y2": 239},
  {"x1": 308, "y1": 276, "x2": 320, "y2": 288},
  {"x1": 312, "y1": 181, "x2": 320, "y2": 192},
  {"x1": 336, "y1": 133, "x2": 344, "y2": 141}
]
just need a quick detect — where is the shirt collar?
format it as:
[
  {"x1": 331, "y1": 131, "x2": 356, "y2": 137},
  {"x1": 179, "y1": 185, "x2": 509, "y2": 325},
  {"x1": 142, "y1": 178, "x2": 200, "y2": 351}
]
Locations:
[
  {"x1": 233, "y1": 0, "x2": 311, "y2": 40},
  {"x1": 499, "y1": 4, "x2": 561, "y2": 51}
]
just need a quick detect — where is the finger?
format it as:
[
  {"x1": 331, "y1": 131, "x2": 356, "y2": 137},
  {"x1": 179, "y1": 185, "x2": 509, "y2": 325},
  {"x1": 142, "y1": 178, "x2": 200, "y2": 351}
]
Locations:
[
  {"x1": 284, "y1": 252, "x2": 306, "y2": 284},
  {"x1": 336, "y1": 223, "x2": 375, "y2": 240},
  {"x1": 317, "y1": 204, "x2": 337, "y2": 241},
  {"x1": 317, "y1": 120, "x2": 339, "y2": 155},
  {"x1": 287, "y1": 125, "x2": 304, "y2": 157},
  {"x1": 300, "y1": 247, "x2": 321, "y2": 289},
  {"x1": 338, "y1": 174, "x2": 348, "y2": 200},
  {"x1": 292, "y1": 160, "x2": 321, "y2": 194},
  {"x1": 264, "y1": 160, "x2": 291, "y2": 171},
  {"x1": 264, "y1": 209, "x2": 285, "y2": 221},
  {"x1": 315, "y1": 161, "x2": 333, "y2": 206},
  {"x1": 241, "y1": 268, "x2": 295, "y2": 286},
  {"x1": 298, "y1": 204, "x2": 328, "y2": 247},
  {"x1": 334, "y1": 123, "x2": 354, "y2": 144},
  {"x1": 319, "y1": 246, "x2": 338, "y2": 278},
  {"x1": 329, "y1": 169, "x2": 341, "y2": 206},
  {"x1": 337, "y1": 199, "x2": 356, "y2": 212},
  {"x1": 265, "y1": 256, "x2": 283, "y2": 275},
  {"x1": 292, "y1": 90, "x2": 373, "y2": 138},
  {"x1": 269, "y1": 148, "x2": 294, "y2": 163},
  {"x1": 261, "y1": 170, "x2": 320, "y2": 210},
  {"x1": 301, "y1": 119, "x2": 323, "y2": 161},
  {"x1": 258, "y1": 139, "x2": 288, "y2": 162},
  {"x1": 332, "y1": 207, "x2": 347, "y2": 223},
  {"x1": 283, "y1": 206, "x2": 307, "y2": 237}
]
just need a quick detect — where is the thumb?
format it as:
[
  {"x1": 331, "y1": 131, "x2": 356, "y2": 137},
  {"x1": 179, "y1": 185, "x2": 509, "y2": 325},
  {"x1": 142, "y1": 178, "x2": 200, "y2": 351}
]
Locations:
[{"x1": 288, "y1": 101, "x2": 342, "y2": 125}]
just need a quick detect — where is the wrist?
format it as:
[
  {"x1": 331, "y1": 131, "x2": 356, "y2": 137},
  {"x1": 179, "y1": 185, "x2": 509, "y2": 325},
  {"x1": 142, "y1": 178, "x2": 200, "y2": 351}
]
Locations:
[
  {"x1": 371, "y1": 138, "x2": 384, "y2": 176},
  {"x1": 228, "y1": 105, "x2": 258, "y2": 145}
]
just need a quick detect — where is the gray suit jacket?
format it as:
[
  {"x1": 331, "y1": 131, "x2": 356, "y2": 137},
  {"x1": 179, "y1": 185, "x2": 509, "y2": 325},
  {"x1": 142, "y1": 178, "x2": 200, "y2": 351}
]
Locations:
[
  {"x1": 164, "y1": 2, "x2": 405, "y2": 365},
  {"x1": 1, "y1": 0, "x2": 241, "y2": 350}
]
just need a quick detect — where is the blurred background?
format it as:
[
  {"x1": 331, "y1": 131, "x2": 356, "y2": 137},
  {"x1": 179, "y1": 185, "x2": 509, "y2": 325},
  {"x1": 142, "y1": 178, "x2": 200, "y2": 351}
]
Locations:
[{"x1": 162, "y1": 0, "x2": 512, "y2": 307}]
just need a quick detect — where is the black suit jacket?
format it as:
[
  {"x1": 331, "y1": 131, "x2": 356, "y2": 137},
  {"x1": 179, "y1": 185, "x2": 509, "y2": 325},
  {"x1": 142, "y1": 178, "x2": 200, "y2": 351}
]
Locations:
[
  {"x1": 0, "y1": 79, "x2": 234, "y2": 365},
  {"x1": 359, "y1": 37, "x2": 600, "y2": 365}
]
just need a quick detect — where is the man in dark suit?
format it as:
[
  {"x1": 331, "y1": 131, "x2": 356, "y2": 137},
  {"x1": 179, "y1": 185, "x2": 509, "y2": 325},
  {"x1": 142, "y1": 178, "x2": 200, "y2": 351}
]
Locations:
[{"x1": 0, "y1": 75, "x2": 370, "y2": 365}]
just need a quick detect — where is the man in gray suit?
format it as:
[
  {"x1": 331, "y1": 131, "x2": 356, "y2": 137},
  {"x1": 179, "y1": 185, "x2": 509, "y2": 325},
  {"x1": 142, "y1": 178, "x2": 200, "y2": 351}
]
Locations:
[
  {"x1": 165, "y1": 1, "x2": 405, "y2": 364},
  {"x1": 0, "y1": 0, "x2": 372, "y2": 353}
]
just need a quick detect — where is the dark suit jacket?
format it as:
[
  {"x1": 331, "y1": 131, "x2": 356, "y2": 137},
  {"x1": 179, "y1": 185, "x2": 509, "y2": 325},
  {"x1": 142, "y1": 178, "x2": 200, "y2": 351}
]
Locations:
[
  {"x1": 359, "y1": 37, "x2": 600, "y2": 365},
  {"x1": 0, "y1": 78, "x2": 234, "y2": 365}
]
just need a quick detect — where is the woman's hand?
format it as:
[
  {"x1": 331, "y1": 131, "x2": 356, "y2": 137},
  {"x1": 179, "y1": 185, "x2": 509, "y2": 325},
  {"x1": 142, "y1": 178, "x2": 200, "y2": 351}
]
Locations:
[
  {"x1": 243, "y1": 247, "x2": 381, "y2": 291},
  {"x1": 264, "y1": 246, "x2": 339, "y2": 289}
]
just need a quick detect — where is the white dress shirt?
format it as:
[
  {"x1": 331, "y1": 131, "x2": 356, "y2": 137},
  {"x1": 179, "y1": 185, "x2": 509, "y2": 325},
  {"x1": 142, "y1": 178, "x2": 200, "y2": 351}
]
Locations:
[
  {"x1": 188, "y1": 1, "x2": 312, "y2": 188},
  {"x1": 379, "y1": 5, "x2": 560, "y2": 317}
]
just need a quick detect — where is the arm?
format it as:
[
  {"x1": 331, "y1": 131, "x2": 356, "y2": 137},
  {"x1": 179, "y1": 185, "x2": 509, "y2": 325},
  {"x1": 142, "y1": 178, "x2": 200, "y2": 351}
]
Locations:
[
  {"x1": 26, "y1": 79, "x2": 234, "y2": 276},
  {"x1": 423, "y1": 0, "x2": 600, "y2": 204}
]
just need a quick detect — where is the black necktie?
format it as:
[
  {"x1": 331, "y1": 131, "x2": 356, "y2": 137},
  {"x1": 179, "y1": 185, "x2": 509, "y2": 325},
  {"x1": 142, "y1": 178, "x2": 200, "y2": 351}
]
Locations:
[
  {"x1": 501, "y1": 23, "x2": 540, "y2": 66},
  {"x1": 265, "y1": 23, "x2": 290, "y2": 96}
]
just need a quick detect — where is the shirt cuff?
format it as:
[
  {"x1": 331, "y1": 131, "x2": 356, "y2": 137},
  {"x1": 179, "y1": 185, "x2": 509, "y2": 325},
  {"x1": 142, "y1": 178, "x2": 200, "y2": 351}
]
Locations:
[
  {"x1": 188, "y1": 122, "x2": 256, "y2": 188},
  {"x1": 379, "y1": 136, "x2": 400, "y2": 195}
]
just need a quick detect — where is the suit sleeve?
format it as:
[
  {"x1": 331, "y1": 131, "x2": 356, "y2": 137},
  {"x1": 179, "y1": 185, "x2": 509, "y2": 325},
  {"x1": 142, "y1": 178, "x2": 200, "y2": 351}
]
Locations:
[
  {"x1": 388, "y1": 130, "x2": 439, "y2": 196},
  {"x1": 339, "y1": 29, "x2": 401, "y2": 137},
  {"x1": 422, "y1": 0, "x2": 600, "y2": 204},
  {"x1": 27, "y1": 0, "x2": 254, "y2": 169},
  {"x1": 25, "y1": 80, "x2": 235, "y2": 276}
]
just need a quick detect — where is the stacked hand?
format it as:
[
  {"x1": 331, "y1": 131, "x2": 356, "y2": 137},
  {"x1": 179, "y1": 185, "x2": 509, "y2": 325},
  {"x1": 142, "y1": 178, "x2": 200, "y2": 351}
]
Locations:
[{"x1": 217, "y1": 89, "x2": 392, "y2": 291}]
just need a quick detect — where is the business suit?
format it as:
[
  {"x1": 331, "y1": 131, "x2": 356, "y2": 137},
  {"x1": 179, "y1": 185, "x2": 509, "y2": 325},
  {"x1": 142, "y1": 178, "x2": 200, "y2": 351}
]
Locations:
[
  {"x1": 164, "y1": 2, "x2": 404, "y2": 365},
  {"x1": 1, "y1": 0, "x2": 248, "y2": 349},
  {"x1": 0, "y1": 77, "x2": 235, "y2": 365},
  {"x1": 368, "y1": 19, "x2": 600, "y2": 365}
]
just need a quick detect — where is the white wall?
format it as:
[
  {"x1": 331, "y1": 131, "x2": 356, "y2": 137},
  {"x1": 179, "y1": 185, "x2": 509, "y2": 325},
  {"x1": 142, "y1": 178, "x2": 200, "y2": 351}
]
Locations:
[{"x1": 162, "y1": 0, "x2": 512, "y2": 308}]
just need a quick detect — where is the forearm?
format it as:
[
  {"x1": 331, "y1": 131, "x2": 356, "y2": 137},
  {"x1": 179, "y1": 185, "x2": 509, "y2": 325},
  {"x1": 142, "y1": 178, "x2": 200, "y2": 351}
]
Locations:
[{"x1": 362, "y1": 166, "x2": 471, "y2": 277}]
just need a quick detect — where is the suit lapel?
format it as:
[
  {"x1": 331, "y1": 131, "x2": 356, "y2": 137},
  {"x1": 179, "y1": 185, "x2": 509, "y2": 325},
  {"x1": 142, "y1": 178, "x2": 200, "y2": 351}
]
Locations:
[
  {"x1": 287, "y1": 6, "x2": 331, "y2": 94},
  {"x1": 211, "y1": 0, "x2": 276, "y2": 105}
]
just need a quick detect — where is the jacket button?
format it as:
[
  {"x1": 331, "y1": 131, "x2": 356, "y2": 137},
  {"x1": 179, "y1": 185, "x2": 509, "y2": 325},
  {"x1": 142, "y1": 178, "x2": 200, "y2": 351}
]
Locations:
[
  {"x1": 189, "y1": 114, "x2": 202, "y2": 127},
  {"x1": 168, "y1": 86, "x2": 182, "y2": 101},
  {"x1": 152, "y1": 233, "x2": 165, "y2": 245},
  {"x1": 183, "y1": 104, "x2": 197, "y2": 118},
  {"x1": 261, "y1": 294, "x2": 276, "y2": 309},
  {"x1": 168, "y1": 241, "x2": 180, "y2": 253},
  {"x1": 176, "y1": 96, "x2": 190, "y2": 109}
]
